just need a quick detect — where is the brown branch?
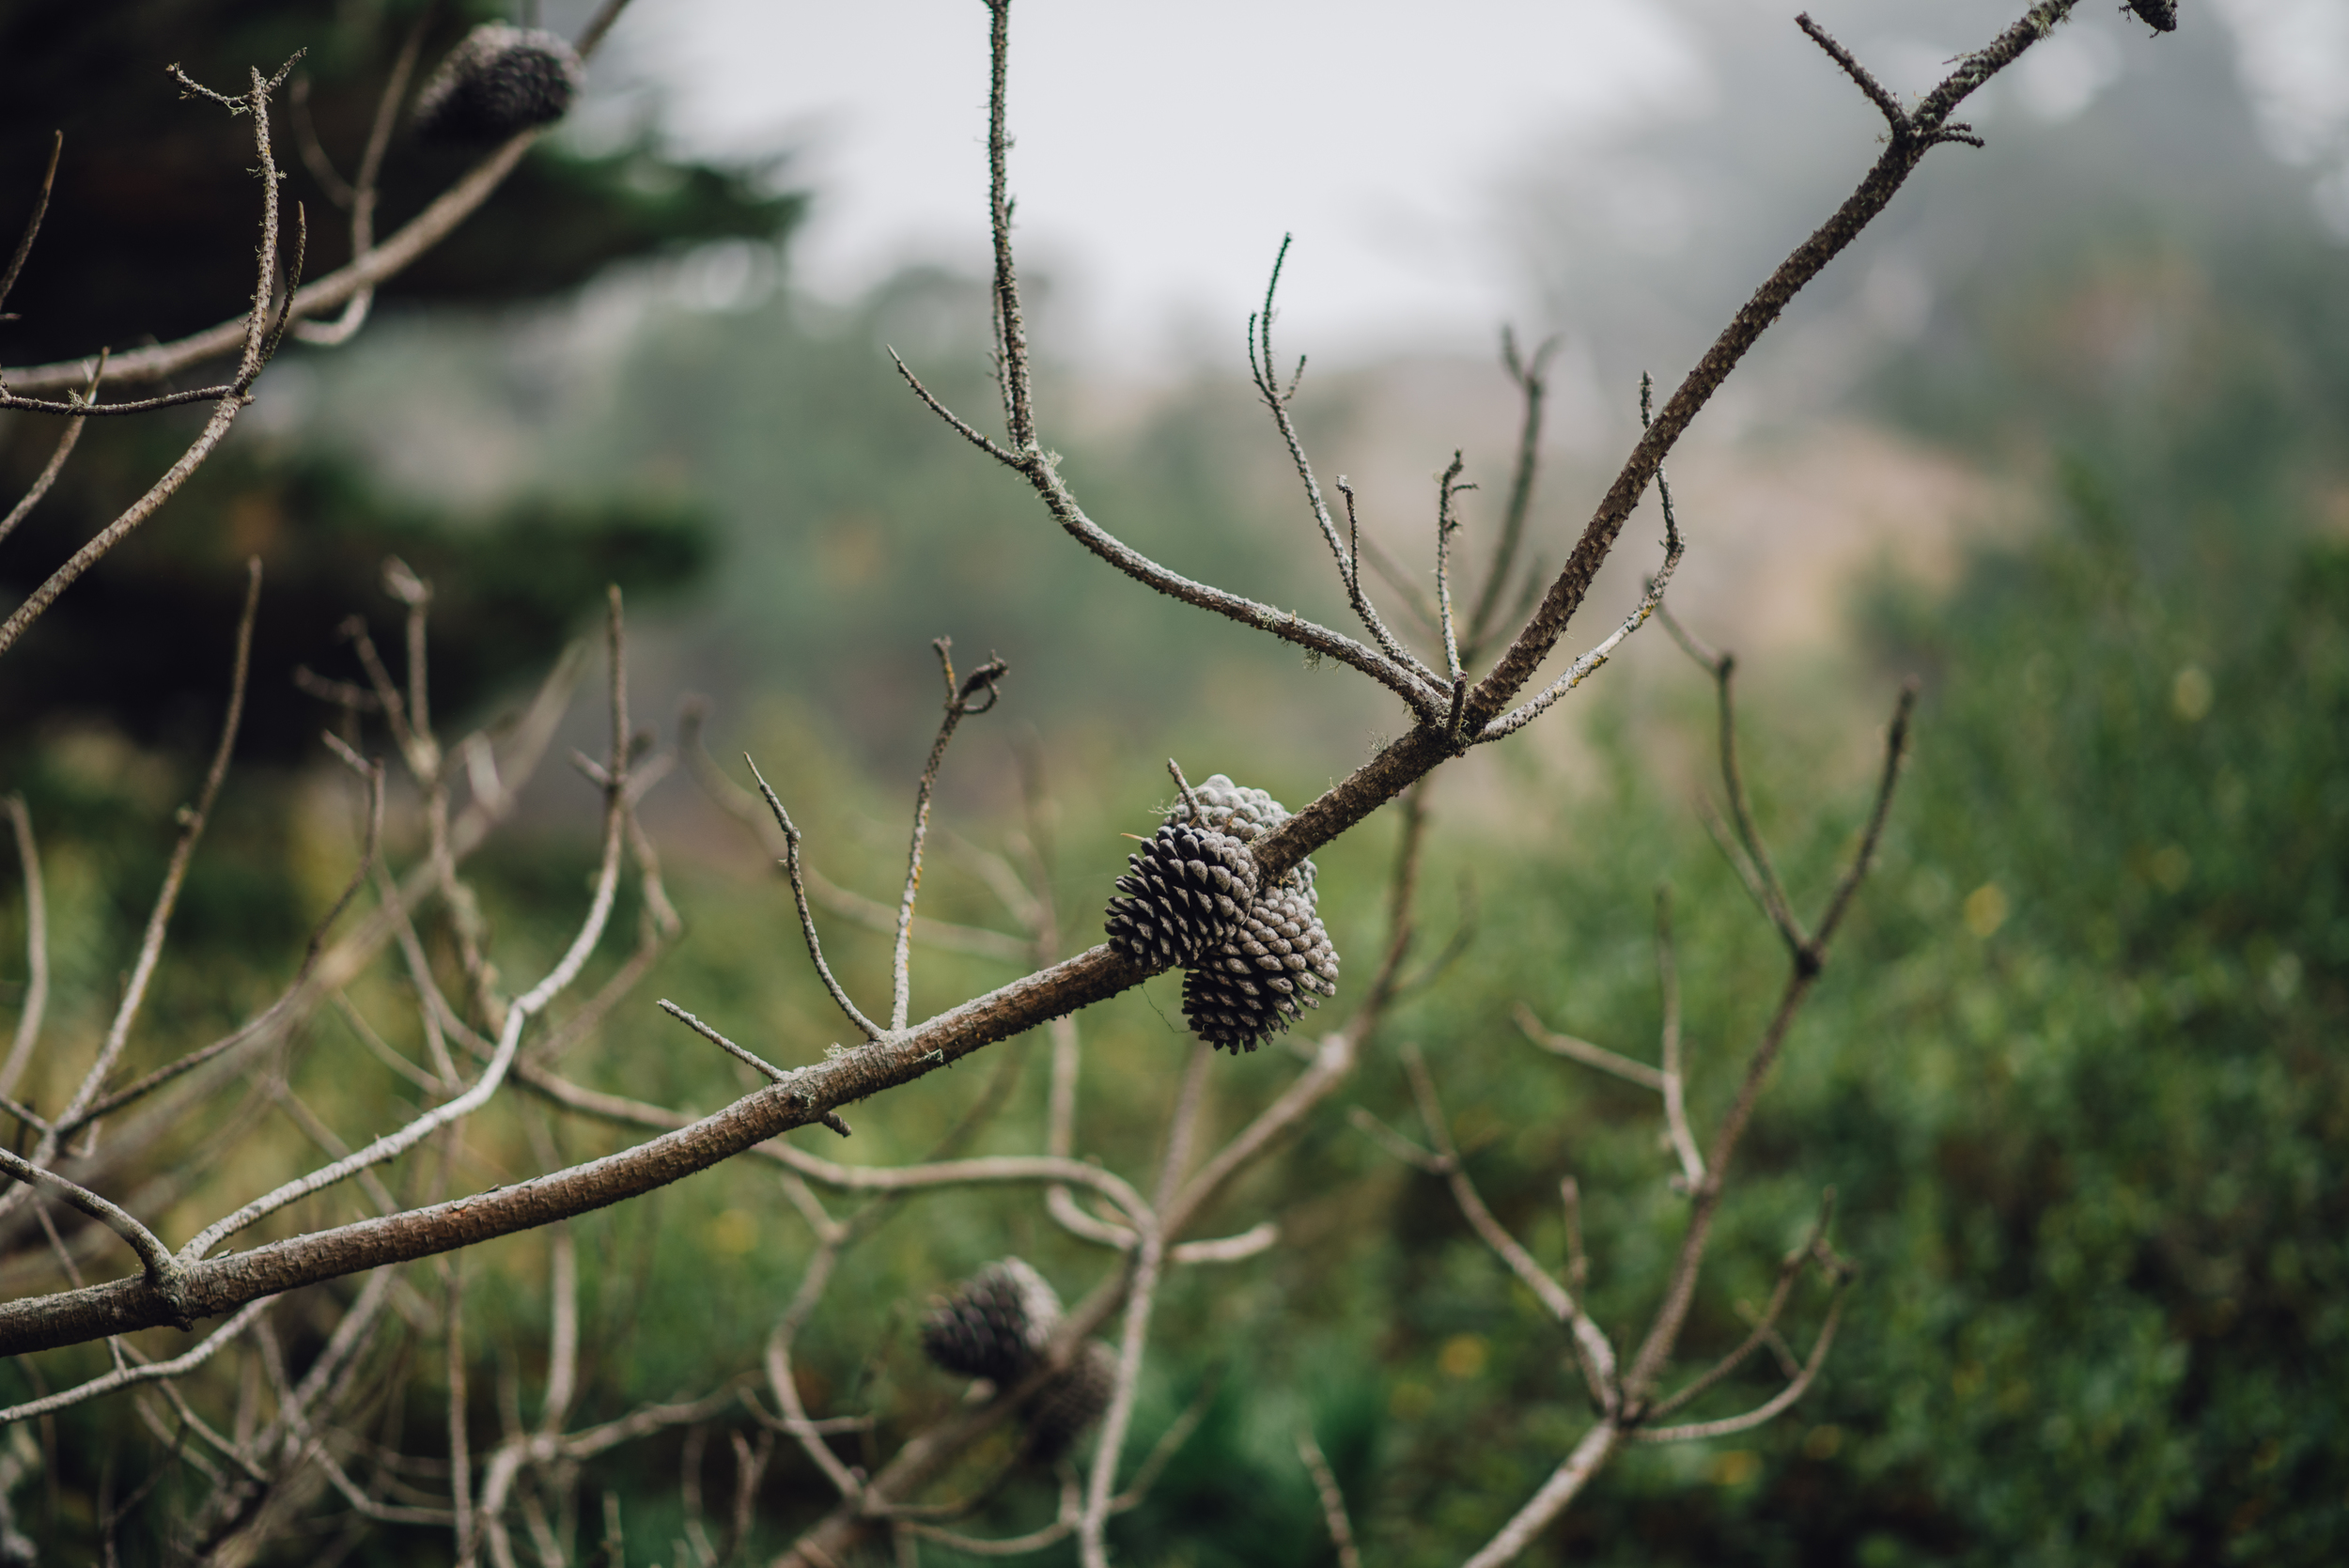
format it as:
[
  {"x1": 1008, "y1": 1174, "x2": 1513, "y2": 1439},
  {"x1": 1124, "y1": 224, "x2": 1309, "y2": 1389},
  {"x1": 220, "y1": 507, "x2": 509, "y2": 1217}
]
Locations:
[
  {"x1": 1296, "y1": 1425, "x2": 1363, "y2": 1568},
  {"x1": 0, "y1": 55, "x2": 298, "y2": 661},
  {"x1": 678, "y1": 700, "x2": 1029, "y2": 964},
  {"x1": 0, "y1": 130, "x2": 60, "y2": 323},
  {"x1": 1515, "y1": 1002, "x2": 1666, "y2": 1092},
  {"x1": 1436, "y1": 452, "x2": 1474, "y2": 742},
  {"x1": 1643, "y1": 1189, "x2": 1841, "y2": 1421},
  {"x1": 1399, "y1": 1044, "x2": 1617, "y2": 1407},
  {"x1": 294, "y1": 9, "x2": 427, "y2": 348},
  {"x1": 1465, "y1": 328, "x2": 1562, "y2": 660},
  {"x1": 0, "y1": 352, "x2": 103, "y2": 546},
  {"x1": 0, "y1": 560, "x2": 259, "y2": 1238},
  {"x1": 1654, "y1": 887, "x2": 1703, "y2": 1190},
  {"x1": 0, "y1": 796, "x2": 49, "y2": 1101},
  {"x1": 1249, "y1": 237, "x2": 1443, "y2": 692},
  {"x1": 1460, "y1": 3, "x2": 2075, "y2": 736},
  {"x1": 744, "y1": 756, "x2": 887, "y2": 1043},
  {"x1": 894, "y1": 640, "x2": 1008, "y2": 1030},
  {"x1": 1633, "y1": 1274, "x2": 1852, "y2": 1443}
]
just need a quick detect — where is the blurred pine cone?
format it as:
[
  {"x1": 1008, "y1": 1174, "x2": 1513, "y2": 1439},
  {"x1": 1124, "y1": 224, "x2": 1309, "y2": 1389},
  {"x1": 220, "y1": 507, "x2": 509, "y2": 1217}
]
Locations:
[
  {"x1": 918, "y1": 1259, "x2": 1062, "y2": 1385},
  {"x1": 413, "y1": 24, "x2": 583, "y2": 144},
  {"x1": 1021, "y1": 1341, "x2": 1117, "y2": 1462}
]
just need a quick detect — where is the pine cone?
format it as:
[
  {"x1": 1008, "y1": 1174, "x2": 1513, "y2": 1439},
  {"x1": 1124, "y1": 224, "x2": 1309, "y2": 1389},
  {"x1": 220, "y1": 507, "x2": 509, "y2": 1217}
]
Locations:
[
  {"x1": 1021, "y1": 1342, "x2": 1116, "y2": 1462},
  {"x1": 413, "y1": 24, "x2": 584, "y2": 144},
  {"x1": 1103, "y1": 821, "x2": 1258, "y2": 969},
  {"x1": 918, "y1": 1259, "x2": 1062, "y2": 1385},
  {"x1": 1167, "y1": 773, "x2": 1289, "y2": 845},
  {"x1": 1181, "y1": 875, "x2": 1340, "y2": 1053}
]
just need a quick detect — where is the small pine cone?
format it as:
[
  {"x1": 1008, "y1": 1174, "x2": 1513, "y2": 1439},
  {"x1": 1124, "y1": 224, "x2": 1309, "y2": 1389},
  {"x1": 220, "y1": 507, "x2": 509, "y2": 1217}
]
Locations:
[
  {"x1": 1103, "y1": 822, "x2": 1258, "y2": 969},
  {"x1": 1166, "y1": 773, "x2": 1289, "y2": 845},
  {"x1": 1180, "y1": 877, "x2": 1340, "y2": 1053},
  {"x1": 1021, "y1": 1342, "x2": 1116, "y2": 1462},
  {"x1": 918, "y1": 1259, "x2": 1062, "y2": 1385},
  {"x1": 2123, "y1": 0, "x2": 2177, "y2": 32},
  {"x1": 413, "y1": 24, "x2": 584, "y2": 144}
]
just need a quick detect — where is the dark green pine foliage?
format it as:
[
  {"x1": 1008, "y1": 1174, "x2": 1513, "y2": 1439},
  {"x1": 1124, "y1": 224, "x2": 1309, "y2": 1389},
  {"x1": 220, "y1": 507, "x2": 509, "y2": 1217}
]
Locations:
[
  {"x1": 0, "y1": 0, "x2": 789, "y2": 753},
  {"x1": 0, "y1": 0, "x2": 801, "y2": 364}
]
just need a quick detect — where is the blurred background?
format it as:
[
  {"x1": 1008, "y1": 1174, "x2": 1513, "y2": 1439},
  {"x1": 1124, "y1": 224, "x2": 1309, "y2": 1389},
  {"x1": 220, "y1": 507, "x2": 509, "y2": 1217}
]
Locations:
[{"x1": 0, "y1": 0, "x2": 2343, "y2": 1560}]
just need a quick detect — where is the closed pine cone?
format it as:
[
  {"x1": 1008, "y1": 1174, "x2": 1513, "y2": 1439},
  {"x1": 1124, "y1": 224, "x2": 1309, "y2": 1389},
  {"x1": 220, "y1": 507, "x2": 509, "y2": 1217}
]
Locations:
[
  {"x1": 1103, "y1": 821, "x2": 1258, "y2": 969},
  {"x1": 918, "y1": 1259, "x2": 1062, "y2": 1385}
]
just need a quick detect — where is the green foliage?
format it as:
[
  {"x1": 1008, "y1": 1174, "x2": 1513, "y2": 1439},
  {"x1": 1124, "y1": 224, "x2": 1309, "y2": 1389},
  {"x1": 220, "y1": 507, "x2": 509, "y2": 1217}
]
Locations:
[
  {"x1": 0, "y1": 0, "x2": 802, "y2": 364},
  {"x1": 0, "y1": 432, "x2": 713, "y2": 760}
]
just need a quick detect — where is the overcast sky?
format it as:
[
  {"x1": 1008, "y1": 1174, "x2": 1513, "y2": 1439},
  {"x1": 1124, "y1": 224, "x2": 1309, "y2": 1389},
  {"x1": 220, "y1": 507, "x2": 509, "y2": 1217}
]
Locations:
[{"x1": 582, "y1": 0, "x2": 2349, "y2": 367}]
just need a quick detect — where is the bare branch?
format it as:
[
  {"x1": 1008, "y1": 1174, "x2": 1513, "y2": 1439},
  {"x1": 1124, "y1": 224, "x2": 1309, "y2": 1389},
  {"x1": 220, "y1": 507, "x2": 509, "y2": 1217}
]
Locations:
[
  {"x1": 894, "y1": 639, "x2": 1009, "y2": 1030},
  {"x1": 1645, "y1": 1189, "x2": 1841, "y2": 1421},
  {"x1": 0, "y1": 53, "x2": 300, "y2": 660},
  {"x1": 678, "y1": 701, "x2": 1027, "y2": 964},
  {"x1": 1400, "y1": 1045, "x2": 1617, "y2": 1405},
  {"x1": 1248, "y1": 237, "x2": 1444, "y2": 693},
  {"x1": 175, "y1": 653, "x2": 631, "y2": 1265},
  {"x1": 1633, "y1": 1274, "x2": 1852, "y2": 1443},
  {"x1": 0, "y1": 1296, "x2": 276, "y2": 1425},
  {"x1": 1515, "y1": 1002, "x2": 1666, "y2": 1093},
  {"x1": 0, "y1": 130, "x2": 60, "y2": 322},
  {"x1": 1459, "y1": 1421, "x2": 1624, "y2": 1568},
  {"x1": 743, "y1": 756, "x2": 887, "y2": 1043},
  {"x1": 1809, "y1": 680, "x2": 1919, "y2": 950},
  {"x1": 1465, "y1": 328, "x2": 1562, "y2": 660},
  {"x1": 0, "y1": 352, "x2": 103, "y2": 547},
  {"x1": 0, "y1": 560, "x2": 259, "y2": 1239},
  {"x1": 294, "y1": 10, "x2": 428, "y2": 347},
  {"x1": 1797, "y1": 13, "x2": 1909, "y2": 132},
  {"x1": 1655, "y1": 887, "x2": 1704, "y2": 1190},
  {"x1": 1459, "y1": 1, "x2": 2081, "y2": 738},
  {"x1": 1295, "y1": 1425, "x2": 1363, "y2": 1568},
  {"x1": 0, "y1": 1147, "x2": 175, "y2": 1291},
  {"x1": 1436, "y1": 453, "x2": 1473, "y2": 743},
  {"x1": 0, "y1": 797, "x2": 49, "y2": 1101}
]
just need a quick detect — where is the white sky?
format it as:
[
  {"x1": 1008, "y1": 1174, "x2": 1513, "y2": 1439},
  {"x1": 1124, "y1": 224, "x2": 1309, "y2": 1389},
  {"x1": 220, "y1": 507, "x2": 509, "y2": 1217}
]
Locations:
[{"x1": 592, "y1": 0, "x2": 1701, "y2": 365}]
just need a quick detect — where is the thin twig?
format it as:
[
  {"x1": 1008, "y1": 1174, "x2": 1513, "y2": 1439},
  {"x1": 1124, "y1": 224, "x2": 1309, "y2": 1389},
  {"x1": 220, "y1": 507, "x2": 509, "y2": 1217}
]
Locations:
[
  {"x1": 1295, "y1": 1426, "x2": 1363, "y2": 1568},
  {"x1": 0, "y1": 60, "x2": 295, "y2": 660},
  {"x1": 1654, "y1": 887, "x2": 1703, "y2": 1190},
  {"x1": 0, "y1": 352, "x2": 103, "y2": 547},
  {"x1": 1436, "y1": 452, "x2": 1473, "y2": 743},
  {"x1": 1399, "y1": 1044, "x2": 1617, "y2": 1407},
  {"x1": 446, "y1": 1264, "x2": 474, "y2": 1561},
  {"x1": 1514, "y1": 1002, "x2": 1666, "y2": 1093},
  {"x1": 744, "y1": 757, "x2": 886, "y2": 1043},
  {"x1": 0, "y1": 1147, "x2": 176, "y2": 1293},
  {"x1": 1644, "y1": 1189, "x2": 1842, "y2": 1421},
  {"x1": 295, "y1": 10, "x2": 427, "y2": 347},
  {"x1": 1633, "y1": 1276, "x2": 1852, "y2": 1443},
  {"x1": 0, "y1": 560, "x2": 260, "y2": 1234},
  {"x1": 4, "y1": 1, "x2": 644, "y2": 397},
  {"x1": 1809, "y1": 681, "x2": 1918, "y2": 951},
  {"x1": 1248, "y1": 236, "x2": 1442, "y2": 693},
  {"x1": 0, "y1": 797, "x2": 49, "y2": 1100},
  {"x1": 893, "y1": 639, "x2": 1008, "y2": 1030},
  {"x1": 678, "y1": 703, "x2": 1027, "y2": 964},
  {"x1": 0, "y1": 1296, "x2": 276, "y2": 1428},
  {"x1": 1465, "y1": 328, "x2": 1562, "y2": 660},
  {"x1": 176, "y1": 619, "x2": 632, "y2": 1265},
  {"x1": 0, "y1": 131, "x2": 61, "y2": 323}
]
